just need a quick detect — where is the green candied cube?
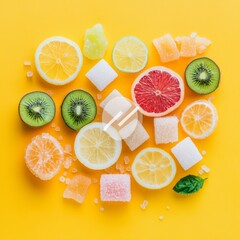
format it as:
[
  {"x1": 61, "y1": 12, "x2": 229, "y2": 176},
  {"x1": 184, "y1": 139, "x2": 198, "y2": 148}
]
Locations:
[{"x1": 83, "y1": 24, "x2": 108, "y2": 60}]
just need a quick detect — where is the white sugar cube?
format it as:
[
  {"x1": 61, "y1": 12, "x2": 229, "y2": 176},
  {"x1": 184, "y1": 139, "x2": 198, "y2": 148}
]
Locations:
[
  {"x1": 154, "y1": 116, "x2": 179, "y2": 144},
  {"x1": 171, "y1": 137, "x2": 202, "y2": 170},
  {"x1": 104, "y1": 96, "x2": 132, "y2": 118},
  {"x1": 86, "y1": 59, "x2": 118, "y2": 91},
  {"x1": 100, "y1": 89, "x2": 123, "y2": 108},
  {"x1": 123, "y1": 120, "x2": 149, "y2": 151}
]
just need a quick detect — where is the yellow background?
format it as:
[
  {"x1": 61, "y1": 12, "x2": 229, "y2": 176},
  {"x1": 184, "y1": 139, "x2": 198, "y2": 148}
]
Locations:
[{"x1": 1, "y1": 0, "x2": 240, "y2": 239}]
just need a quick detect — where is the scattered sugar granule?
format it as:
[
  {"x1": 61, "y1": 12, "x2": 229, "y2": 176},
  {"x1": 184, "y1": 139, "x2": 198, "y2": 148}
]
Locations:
[
  {"x1": 96, "y1": 93, "x2": 102, "y2": 100},
  {"x1": 126, "y1": 166, "x2": 131, "y2": 172},
  {"x1": 64, "y1": 144, "x2": 72, "y2": 154},
  {"x1": 100, "y1": 174, "x2": 131, "y2": 202},
  {"x1": 51, "y1": 122, "x2": 56, "y2": 128},
  {"x1": 55, "y1": 126, "x2": 61, "y2": 132},
  {"x1": 59, "y1": 176, "x2": 66, "y2": 183},
  {"x1": 202, "y1": 150, "x2": 207, "y2": 155},
  {"x1": 63, "y1": 175, "x2": 91, "y2": 204},
  {"x1": 94, "y1": 198, "x2": 99, "y2": 204},
  {"x1": 63, "y1": 171, "x2": 68, "y2": 177},
  {"x1": 65, "y1": 178, "x2": 71, "y2": 185},
  {"x1": 123, "y1": 156, "x2": 130, "y2": 165},
  {"x1": 119, "y1": 165, "x2": 125, "y2": 174},
  {"x1": 92, "y1": 178, "x2": 98, "y2": 184},
  {"x1": 201, "y1": 165, "x2": 211, "y2": 173},
  {"x1": 72, "y1": 157, "x2": 77, "y2": 162},
  {"x1": 198, "y1": 169, "x2": 204, "y2": 175},
  {"x1": 71, "y1": 168, "x2": 78, "y2": 173},
  {"x1": 58, "y1": 136, "x2": 63, "y2": 141},
  {"x1": 100, "y1": 207, "x2": 105, "y2": 212},
  {"x1": 46, "y1": 90, "x2": 53, "y2": 96},
  {"x1": 24, "y1": 60, "x2": 31, "y2": 66},
  {"x1": 208, "y1": 96, "x2": 214, "y2": 102},
  {"x1": 116, "y1": 162, "x2": 121, "y2": 170},
  {"x1": 63, "y1": 157, "x2": 72, "y2": 169},
  {"x1": 159, "y1": 216, "x2": 164, "y2": 220},
  {"x1": 26, "y1": 71, "x2": 33, "y2": 78},
  {"x1": 166, "y1": 206, "x2": 171, "y2": 210},
  {"x1": 140, "y1": 200, "x2": 148, "y2": 210}
]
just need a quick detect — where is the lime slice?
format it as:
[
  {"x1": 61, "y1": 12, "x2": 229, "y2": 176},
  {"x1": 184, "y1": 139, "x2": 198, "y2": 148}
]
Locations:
[{"x1": 112, "y1": 36, "x2": 148, "y2": 73}]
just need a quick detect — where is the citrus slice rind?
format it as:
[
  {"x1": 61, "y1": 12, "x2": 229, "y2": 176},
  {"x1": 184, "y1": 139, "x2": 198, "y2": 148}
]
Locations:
[
  {"x1": 112, "y1": 36, "x2": 148, "y2": 73},
  {"x1": 35, "y1": 36, "x2": 83, "y2": 85},
  {"x1": 131, "y1": 66, "x2": 184, "y2": 117},
  {"x1": 74, "y1": 122, "x2": 122, "y2": 170},
  {"x1": 132, "y1": 148, "x2": 176, "y2": 189},
  {"x1": 180, "y1": 100, "x2": 218, "y2": 139},
  {"x1": 25, "y1": 133, "x2": 64, "y2": 180}
]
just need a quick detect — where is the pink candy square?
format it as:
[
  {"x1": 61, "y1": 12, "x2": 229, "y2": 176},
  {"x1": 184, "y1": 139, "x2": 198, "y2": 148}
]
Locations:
[{"x1": 100, "y1": 174, "x2": 131, "y2": 202}]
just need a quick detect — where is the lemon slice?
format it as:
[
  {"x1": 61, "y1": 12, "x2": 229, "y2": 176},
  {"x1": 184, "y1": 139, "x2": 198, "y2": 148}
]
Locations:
[
  {"x1": 74, "y1": 122, "x2": 122, "y2": 170},
  {"x1": 180, "y1": 100, "x2": 218, "y2": 139},
  {"x1": 35, "y1": 36, "x2": 83, "y2": 85},
  {"x1": 112, "y1": 36, "x2": 148, "y2": 73},
  {"x1": 132, "y1": 148, "x2": 176, "y2": 189}
]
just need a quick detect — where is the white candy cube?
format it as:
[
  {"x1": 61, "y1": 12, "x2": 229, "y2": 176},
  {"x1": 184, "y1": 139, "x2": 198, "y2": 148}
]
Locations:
[
  {"x1": 100, "y1": 89, "x2": 123, "y2": 108},
  {"x1": 154, "y1": 116, "x2": 179, "y2": 144},
  {"x1": 171, "y1": 137, "x2": 202, "y2": 170},
  {"x1": 86, "y1": 59, "x2": 118, "y2": 91},
  {"x1": 123, "y1": 120, "x2": 149, "y2": 151}
]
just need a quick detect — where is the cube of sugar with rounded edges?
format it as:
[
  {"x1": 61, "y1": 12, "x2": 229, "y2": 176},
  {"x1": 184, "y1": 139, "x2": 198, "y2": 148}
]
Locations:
[
  {"x1": 153, "y1": 34, "x2": 180, "y2": 63},
  {"x1": 104, "y1": 96, "x2": 132, "y2": 118},
  {"x1": 154, "y1": 116, "x2": 179, "y2": 144},
  {"x1": 100, "y1": 174, "x2": 131, "y2": 202},
  {"x1": 123, "y1": 120, "x2": 149, "y2": 151},
  {"x1": 100, "y1": 89, "x2": 123, "y2": 109},
  {"x1": 171, "y1": 137, "x2": 202, "y2": 170},
  {"x1": 85, "y1": 59, "x2": 118, "y2": 91}
]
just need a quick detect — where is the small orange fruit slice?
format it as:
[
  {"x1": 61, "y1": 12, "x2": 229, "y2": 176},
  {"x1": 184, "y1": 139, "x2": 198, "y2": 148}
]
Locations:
[
  {"x1": 180, "y1": 100, "x2": 218, "y2": 139},
  {"x1": 25, "y1": 133, "x2": 64, "y2": 180}
]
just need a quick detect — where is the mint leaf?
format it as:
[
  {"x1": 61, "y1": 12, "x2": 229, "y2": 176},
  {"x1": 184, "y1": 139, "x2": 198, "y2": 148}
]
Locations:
[{"x1": 173, "y1": 175, "x2": 207, "y2": 194}]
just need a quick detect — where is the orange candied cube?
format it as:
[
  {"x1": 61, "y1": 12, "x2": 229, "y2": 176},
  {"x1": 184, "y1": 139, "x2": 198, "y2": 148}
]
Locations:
[
  {"x1": 175, "y1": 35, "x2": 197, "y2": 57},
  {"x1": 153, "y1": 34, "x2": 180, "y2": 63}
]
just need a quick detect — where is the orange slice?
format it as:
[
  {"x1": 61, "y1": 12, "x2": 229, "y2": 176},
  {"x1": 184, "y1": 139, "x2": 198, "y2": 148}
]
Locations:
[
  {"x1": 132, "y1": 148, "x2": 176, "y2": 189},
  {"x1": 25, "y1": 133, "x2": 64, "y2": 180},
  {"x1": 180, "y1": 100, "x2": 218, "y2": 139},
  {"x1": 35, "y1": 37, "x2": 83, "y2": 85}
]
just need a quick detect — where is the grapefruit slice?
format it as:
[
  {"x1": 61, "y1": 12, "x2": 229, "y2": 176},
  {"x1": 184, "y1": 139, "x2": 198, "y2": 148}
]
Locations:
[{"x1": 131, "y1": 67, "x2": 184, "y2": 117}]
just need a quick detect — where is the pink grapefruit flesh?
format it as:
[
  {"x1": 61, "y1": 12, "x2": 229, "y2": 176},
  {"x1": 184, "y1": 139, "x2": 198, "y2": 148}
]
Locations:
[{"x1": 131, "y1": 67, "x2": 184, "y2": 117}]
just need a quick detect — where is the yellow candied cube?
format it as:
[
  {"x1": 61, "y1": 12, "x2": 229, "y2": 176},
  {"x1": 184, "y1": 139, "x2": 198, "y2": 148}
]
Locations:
[{"x1": 153, "y1": 34, "x2": 180, "y2": 63}]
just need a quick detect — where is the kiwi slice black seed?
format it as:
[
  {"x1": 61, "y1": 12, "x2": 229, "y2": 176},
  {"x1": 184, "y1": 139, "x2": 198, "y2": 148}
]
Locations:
[
  {"x1": 185, "y1": 57, "x2": 220, "y2": 94},
  {"x1": 61, "y1": 89, "x2": 97, "y2": 130},
  {"x1": 18, "y1": 91, "x2": 55, "y2": 127}
]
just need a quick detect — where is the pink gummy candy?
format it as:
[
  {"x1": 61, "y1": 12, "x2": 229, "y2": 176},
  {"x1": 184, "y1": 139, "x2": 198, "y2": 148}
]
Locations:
[{"x1": 100, "y1": 174, "x2": 131, "y2": 202}]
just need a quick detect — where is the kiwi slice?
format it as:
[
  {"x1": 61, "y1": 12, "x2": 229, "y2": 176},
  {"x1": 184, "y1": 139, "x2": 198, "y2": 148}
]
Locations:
[
  {"x1": 18, "y1": 91, "x2": 55, "y2": 127},
  {"x1": 61, "y1": 89, "x2": 97, "y2": 130},
  {"x1": 185, "y1": 57, "x2": 220, "y2": 94}
]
